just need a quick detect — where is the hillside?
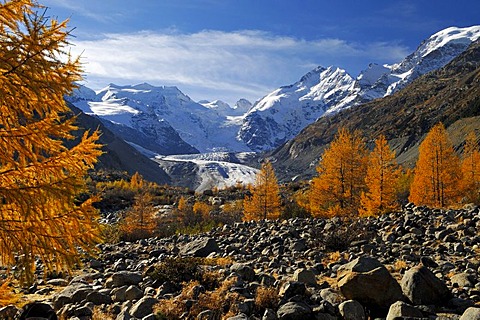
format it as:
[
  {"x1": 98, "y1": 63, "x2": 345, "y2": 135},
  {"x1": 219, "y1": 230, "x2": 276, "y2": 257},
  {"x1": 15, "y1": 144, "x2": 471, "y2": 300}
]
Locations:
[
  {"x1": 68, "y1": 103, "x2": 171, "y2": 185},
  {"x1": 269, "y1": 40, "x2": 480, "y2": 182}
]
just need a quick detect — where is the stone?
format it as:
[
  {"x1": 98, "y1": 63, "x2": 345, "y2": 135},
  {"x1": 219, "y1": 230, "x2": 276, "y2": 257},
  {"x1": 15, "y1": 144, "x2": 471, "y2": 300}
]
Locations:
[
  {"x1": 18, "y1": 302, "x2": 57, "y2": 320},
  {"x1": 277, "y1": 302, "x2": 311, "y2": 320},
  {"x1": 279, "y1": 281, "x2": 306, "y2": 299},
  {"x1": 338, "y1": 300, "x2": 366, "y2": 320},
  {"x1": 451, "y1": 273, "x2": 475, "y2": 288},
  {"x1": 386, "y1": 301, "x2": 423, "y2": 320},
  {"x1": 53, "y1": 283, "x2": 92, "y2": 310},
  {"x1": 337, "y1": 256, "x2": 404, "y2": 309},
  {"x1": 292, "y1": 268, "x2": 317, "y2": 286},
  {"x1": 180, "y1": 237, "x2": 220, "y2": 257},
  {"x1": 125, "y1": 285, "x2": 144, "y2": 301},
  {"x1": 0, "y1": 305, "x2": 19, "y2": 320},
  {"x1": 230, "y1": 263, "x2": 256, "y2": 282},
  {"x1": 130, "y1": 296, "x2": 158, "y2": 319},
  {"x1": 262, "y1": 308, "x2": 277, "y2": 320},
  {"x1": 320, "y1": 288, "x2": 344, "y2": 305},
  {"x1": 108, "y1": 271, "x2": 143, "y2": 288},
  {"x1": 460, "y1": 307, "x2": 480, "y2": 320},
  {"x1": 86, "y1": 291, "x2": 113, "y2": 305},
  {"x1": 226, "y1": 313, "x2": 249, "y2": 320},
  {"x1": 401, "y1": 265, "x2": 451, "y2": 305}
]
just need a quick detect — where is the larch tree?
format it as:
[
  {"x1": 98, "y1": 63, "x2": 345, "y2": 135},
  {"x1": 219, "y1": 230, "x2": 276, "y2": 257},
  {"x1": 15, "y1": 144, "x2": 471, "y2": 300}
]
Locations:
[
  {"x1": 309, "y1": 128, "x2": 368, "y2": 217},
  {"x1": 360, "y1": 135, "x2": 401, "y2": 216},
  {"x1": 409, "y1": 123, "x2": 461, "y2": 208},
  {"x1": 119, "y1": 173, "x2": 157, "y2": 241},
  {"x1": 460, "y1": 131, "x2": 480, "y2": 204},
  {"x1": 0, "y1": 0, "x2": 102, "y2": 284},
  {"x1": 120, "y1": 192, "x2": 157, "y2": 241},
  {"x1": 243, "y1": 160, "x2": 281, "y2": 221}
]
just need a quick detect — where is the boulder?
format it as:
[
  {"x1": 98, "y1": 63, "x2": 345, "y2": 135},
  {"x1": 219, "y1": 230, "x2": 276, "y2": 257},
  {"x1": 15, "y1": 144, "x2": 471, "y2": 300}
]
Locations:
[
  {"x1": 180, "y1": 237, "x2": 220, "y2": 257},
  {"x1": 277, "y1": 302, "x2": 311, "y2": 320},
  {"x1": 460, "y1": 307, "x2": 480, "y2": 320},
  {"x1": 107, "y1": 271, "x2": 143, "y2": 288},
  {"x1": 292, "y1": 268, "x2": 317, "y2": 286},
  {"x1": 337, "y1": 256, "x2": 404, "y2": 309},
  {"x1": 0, "y1": 305, "x2": 18, "y2": 320},
  {"x1": 230, "y1": 263, "x2": 256, "y2": 282},
  {"x1": 401, "y1": 265, "x2": 451, "y2": 305},
  {"x1": 130, "y1": 296, "x2": 158, "y2": 319},
  {"x1": 338, "y1": 300, "x2": 366, "y2": 320},
  {"x1": 386, "y1": 301, "x2": 423, "y2": 320}
]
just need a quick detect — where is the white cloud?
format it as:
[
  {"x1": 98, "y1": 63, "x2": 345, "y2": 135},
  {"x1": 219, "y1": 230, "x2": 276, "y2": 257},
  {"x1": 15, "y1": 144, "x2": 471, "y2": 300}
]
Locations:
[{"x1": 69, "y1": 30, "x2": 410, "y2": 104}]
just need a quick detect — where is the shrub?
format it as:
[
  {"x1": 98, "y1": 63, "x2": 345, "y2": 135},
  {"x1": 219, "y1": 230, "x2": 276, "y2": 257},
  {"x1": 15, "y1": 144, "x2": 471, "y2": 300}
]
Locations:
[
  {"x1": 148, "y1": 257, "x2": 203, "y2": 284},
  {"x1": 313, "y1": 218, "x2": 374, "y2": 252},
  {"x1": 255, "y1": 286, "x2": 279, "y2": 311}
]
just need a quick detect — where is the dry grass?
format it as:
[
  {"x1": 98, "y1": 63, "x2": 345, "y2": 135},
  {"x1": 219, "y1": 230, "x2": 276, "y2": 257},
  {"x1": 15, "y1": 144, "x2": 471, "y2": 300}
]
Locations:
[
  {"x1": 324, "y1": 251, "x2": 349, "y2": 265},
  {"x1": 255, "y1": 286, "x2": 279, "y2": 311},
  {"x1": 155, "y1": 277, "x2": 241, "y2": 320},
  {"x1": 92, "y1": 306, "x2": 115, "y2": 320},
  {"x1": 0, "y1": 279, "x2": 18, "y2": 307}
]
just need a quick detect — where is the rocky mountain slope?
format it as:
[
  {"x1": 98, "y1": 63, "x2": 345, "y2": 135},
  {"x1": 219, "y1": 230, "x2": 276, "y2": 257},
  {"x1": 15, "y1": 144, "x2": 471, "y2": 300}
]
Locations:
[
  {"x1": 68, "y1": 103, "x2": 171, "y2": 185},
  {"x1": 269, "y1": 39, "x2": 480, "y2": 182},
  {"x1": 239, "y1": 26, "x2": 480, "y2": 152},
  {"x1": 4, "y1": 204, "x2": 480, "y2": 319}
]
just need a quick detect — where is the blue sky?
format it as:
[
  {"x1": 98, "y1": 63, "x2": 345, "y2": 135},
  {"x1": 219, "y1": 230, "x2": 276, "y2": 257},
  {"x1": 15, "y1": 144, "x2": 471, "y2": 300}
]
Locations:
[{"x1": 42, "y1": 0, "x2": 480, "y2": 105}]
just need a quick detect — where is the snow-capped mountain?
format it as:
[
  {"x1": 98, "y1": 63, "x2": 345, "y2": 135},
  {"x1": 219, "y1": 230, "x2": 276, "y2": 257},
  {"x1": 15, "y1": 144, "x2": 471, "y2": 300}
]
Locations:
[
  {"x1": 69, "y1": 26, "x2": 480, "y2": 156},
  {"x1": 238, "y1": 25, "x2": 480, "y2": 151},
  {"x1": 238, "y1": 66, "x2": 356, "y2": 151},
  {"x1": 67, "y1": 83, "x2": 253, "y2": 154}
]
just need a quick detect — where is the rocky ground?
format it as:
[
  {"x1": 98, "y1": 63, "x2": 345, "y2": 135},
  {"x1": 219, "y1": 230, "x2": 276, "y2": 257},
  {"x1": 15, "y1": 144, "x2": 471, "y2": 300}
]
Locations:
[{"x1": 2, "y1": 203, "x2": 480, "y2": 319}]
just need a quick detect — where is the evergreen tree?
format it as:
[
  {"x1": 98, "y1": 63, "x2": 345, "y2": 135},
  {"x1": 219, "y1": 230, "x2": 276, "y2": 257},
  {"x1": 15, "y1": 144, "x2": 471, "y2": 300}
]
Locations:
[
  {"x1": 360, "y1": 135, "x2": 400, "y2": 216},
  {"x1": 0, "y1": 0, "x2": 102, "y2": 284},
  {"x1": 243, "y1": 160, "x2": 281, "y2": 220},
  {"x1": 309, "y1": 128, "x2": 368, "y2": 217},
  {"x1": 409, "y1": 123, "x2": 461, "y2": 207}
]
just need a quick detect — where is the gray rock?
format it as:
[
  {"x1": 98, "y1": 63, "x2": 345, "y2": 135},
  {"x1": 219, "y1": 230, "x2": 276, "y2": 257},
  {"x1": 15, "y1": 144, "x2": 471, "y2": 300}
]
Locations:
[
  {"x1": 227, "y1": 313, "x2": 249, "y2": 320},
  {"x1": 320, "y1": 288, "x2": 344, "y2": 305},
  {"x1": 86, "y1": 291, "x2": 113, "y2": 305},
  {"x1": 460, "y1": 307, "x2": 480, "y2": 320},
  {"x1": 451, "y1": 273, "x2": 475, "y2": 288},
  {"x1": 386, "y1": 301, "x2": 423, "y2": 320},
  {"x1": 0, "y1": 305, "x2": 19, "y2": 320},
  {"x1": 230, "y1": 263, "x2": 256, "y2": 281},
  {"x1": 263, "y1": 308, "x2": 278, "y2": 320},
  {"x1": 292, "y1": 268, "x2": 317, "y2": 286},
  {"x1": 279, "y1": 281, "x2": 306, "y2": 299},
  {"x1": 338, "y1": 300, "x2": 366, "y2": 320},
  {"x1": 277, "y1": 302, "x2": 311, "y2": 320},
  {"x1": 180, "y1": 237, "x2": 220, "y2": 257},
  {"x1": 53, "y1": 283, "x2": 92, "y2": 310},
  {"x1": 337, "y1": 256, "x2": 404, "y2": 309},
  {"x1": 108, "y1": 271, "x2": 143, "y2": 288},
  {"x1": 401, "y1": 265, "x2": 451, "y2": 305},
  {"x1": 130, "y1": 296, "x2": 158, "y2": 319},
  {"x1": 125, "y1": 285, "x2": 144, "y2": 301}
]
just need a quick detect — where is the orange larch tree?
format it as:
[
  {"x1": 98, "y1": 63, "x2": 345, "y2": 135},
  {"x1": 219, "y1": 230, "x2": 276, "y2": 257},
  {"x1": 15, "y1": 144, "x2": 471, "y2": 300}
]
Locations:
[
  {"x1": 243, "y1": 160, "x2": 281, "y2": 220},
  {"x1": 409, "y1": 123, "x2": 461, "y2": 208},
  {"x1": 309, "y1": 128, "x2": 368, "y2": 217},
  {"x1": 360, "y1": 135, "x2": 401, "y2": 216},
  {"x1": 460, "y1": 131, "x2": 480, "y2": 204},
  {"x1": 0, "y1": 0, "x2": 102, "y2": 284},
  {"x1": 119, "y1": 173, "x2": 157, "y2": 241},
  {"x1": 120, "y1": 191, "x2": 157, "y2": 241}
]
